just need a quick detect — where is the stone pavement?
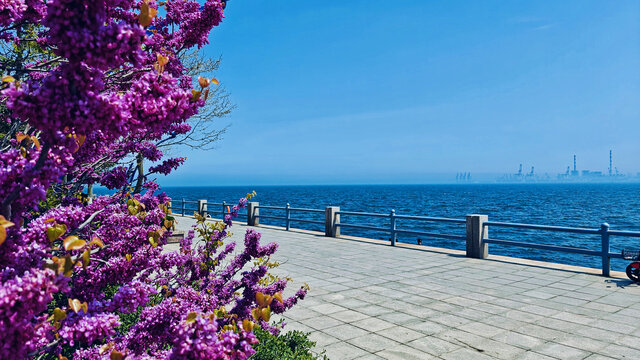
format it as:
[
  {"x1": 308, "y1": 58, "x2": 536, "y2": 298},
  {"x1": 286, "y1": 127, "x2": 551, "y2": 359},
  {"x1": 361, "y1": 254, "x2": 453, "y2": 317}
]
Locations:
[{"x1": 171, "y1": 216, "x2": 640, "y2": 359}]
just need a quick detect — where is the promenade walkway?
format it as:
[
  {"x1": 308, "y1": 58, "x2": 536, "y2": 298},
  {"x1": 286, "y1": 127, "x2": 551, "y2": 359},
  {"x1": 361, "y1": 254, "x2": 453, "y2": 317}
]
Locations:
[{"x1": 171, "y1": 216, "x2": 640, "y2": 359}]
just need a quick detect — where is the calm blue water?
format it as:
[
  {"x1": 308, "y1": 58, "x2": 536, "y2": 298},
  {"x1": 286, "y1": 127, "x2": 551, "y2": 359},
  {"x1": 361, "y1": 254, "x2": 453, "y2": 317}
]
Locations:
[{"x1": 155, "y1": 184, "x2": 640, "y2": 272}]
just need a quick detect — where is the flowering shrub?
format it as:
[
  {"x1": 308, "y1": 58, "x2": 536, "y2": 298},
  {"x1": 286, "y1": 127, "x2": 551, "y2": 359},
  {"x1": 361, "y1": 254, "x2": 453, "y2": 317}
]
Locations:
[{"x1": 0, "y1": 1, "x2": 307, "y2": 359}]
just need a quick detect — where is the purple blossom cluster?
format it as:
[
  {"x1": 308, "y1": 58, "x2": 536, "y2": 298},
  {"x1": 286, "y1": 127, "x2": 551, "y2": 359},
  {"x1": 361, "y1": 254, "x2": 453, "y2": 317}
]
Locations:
[
  {"x1": 0, "y1": 0, "x2": 310, "y2": 358},
  {"x1": 59, "y1": 313, "x2": 121, "y2": 347},
  {"x1": 44, "y1": 0, "x2": 146, "y2": 69},
  {"x1": 168, "y1": 316, "x2": 258, "y2": 360},
  {"x1": 149, "y1": 157, "x2": 186, "y2": 175}
]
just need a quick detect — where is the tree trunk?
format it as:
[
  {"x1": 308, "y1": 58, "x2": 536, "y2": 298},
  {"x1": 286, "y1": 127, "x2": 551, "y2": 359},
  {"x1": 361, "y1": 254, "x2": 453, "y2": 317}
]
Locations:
[{"x1": 134, "y1": 153, "x2": 144, "y2": 194}]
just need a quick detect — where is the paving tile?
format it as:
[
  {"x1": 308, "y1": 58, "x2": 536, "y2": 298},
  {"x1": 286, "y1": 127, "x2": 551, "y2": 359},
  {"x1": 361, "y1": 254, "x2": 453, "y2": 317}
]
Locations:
[
  {"x1": 440, "y1": 348, "x2": 494, "y2": 360},
  {"x1": 534, "y1": 342, "x2": 590, "y2": 360},
  {"x1": 324, "y1": 323, "x2": 370, "y2": 341},
  {"x1": 347, "y1": 333, "x2": 400, "y2": 353},
  {"x1": 514, "y1": 351, "x2": 559, "y2": 360},
  {"x1": 329, "y1": 309, "x2": 370, "y2": 323},
  {"x1": 376, "y1": 312, "x2": 423, "y2": 326},
  {"x1": 492, "y1": 331, "x2": 543, "y2": 350},
  {"x1": 404, "y1": 320, "x2": 447, "y2": 335},
  {"x1": 405, "y1": 336, "x2": 461, "y2": 356},
  {"x1": 597, "y1": 344, "x2": 640, "y2": 359},
  {"x1": 307, "y1": 331, "x2": 341, "y2": 348},
  {"x1": 376, "y1": 326, "x2": 424, "y2": 343},
  {"x1": 309, "y1": 303, "x2": 348, "y2": 315},
  {"x1": 354, "y1": 354, "x2": 386, "y2": 360},
  {"x1": 375, "y1": 344, "x2": 436, "y2": 360},
  {"x1": 323, "y1": 341, "x2": 370, "y2": 360},
  {"x1": 458, "y1": 321, "x2": 506, "y2": 338},
  {"x1": 300, "y1": 315, "x2": 344, "y2": 330},
  {"x1": 351, "y1": 317, "x2": 396, "y2": 332}
]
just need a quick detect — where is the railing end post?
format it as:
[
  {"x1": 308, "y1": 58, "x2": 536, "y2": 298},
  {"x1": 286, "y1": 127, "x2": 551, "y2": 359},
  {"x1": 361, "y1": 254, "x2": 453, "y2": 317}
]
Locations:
[
  {"x1": 466, "y1": 214, "x2": 488, "y2": 259},
  {"x1": 325, "y1": 206, "x2": 340, "y2": 237},
  {"x1": 285, "y1": 203, "x2": 291, "y2": 231},
  {"x1": 601, "y1": 222, "x2": 611, "y2": 277},
  {"x1": 248, "y1": 202, "x2": 259, "y2": 226},
  {"x1": 197, "y1": 199, "x2": 208, "y2": 218},
  {"x1": 390, "y1": 209, "x2": 396, "y2": 246}
]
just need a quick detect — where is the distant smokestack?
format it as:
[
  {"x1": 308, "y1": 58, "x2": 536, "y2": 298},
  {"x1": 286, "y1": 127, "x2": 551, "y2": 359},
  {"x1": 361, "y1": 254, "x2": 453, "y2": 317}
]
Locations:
[
  {"x1": 609, "y1": 150, "x2": 613, "y2": 176},
  {"x1": 573, "y1": 155, "x2": 577, "y2": 172}
]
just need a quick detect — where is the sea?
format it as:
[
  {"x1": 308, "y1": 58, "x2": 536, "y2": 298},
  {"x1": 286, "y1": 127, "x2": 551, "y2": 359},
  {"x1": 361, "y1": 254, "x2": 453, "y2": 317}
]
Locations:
[{"x1": 156, "y1": 183, "x2": 640, "y2": 272}]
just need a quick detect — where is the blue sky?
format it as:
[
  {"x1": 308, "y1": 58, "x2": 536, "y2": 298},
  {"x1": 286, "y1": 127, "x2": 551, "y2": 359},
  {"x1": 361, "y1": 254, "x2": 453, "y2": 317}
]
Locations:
[{"x1": 162, "y1": 0, "x2": 640, "y2": 185}]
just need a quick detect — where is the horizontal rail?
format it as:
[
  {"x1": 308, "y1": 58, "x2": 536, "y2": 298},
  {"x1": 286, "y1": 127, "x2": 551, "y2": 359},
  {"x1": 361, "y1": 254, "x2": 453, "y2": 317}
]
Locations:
[
  {"x1": 608, "y1": 230, "x2": 640, "y2": 237},
  {"x1": 256, "y1": 215, "x2": 288, "y2": 221},
  {"x1": 255, "y1": 205, "x2": 286, "y2": 210},
  {"x1": 336, "y1": 223, "x2": 390, "y2": 233},
  {"x1": 394, "y1": 229, "x2": 466, "y2": 240},
  {"x1": 288, "y1": 207, "x2": 325, "y2": 213},
  {"x1": 289, "y1": 219, "x2": 325, "y2": 225},
  {"x1": 484, "y1": 238, "x2": 602, "y2": 256},
  {"x1": 336, "y1": 211, "x2": 390, "y2": 218},
  {"x1": 394, "y1": 214, "x2": 466, "y2": 223},
  {"x1": 484, "y1": 221, "x2": 599, "y2": 234}
]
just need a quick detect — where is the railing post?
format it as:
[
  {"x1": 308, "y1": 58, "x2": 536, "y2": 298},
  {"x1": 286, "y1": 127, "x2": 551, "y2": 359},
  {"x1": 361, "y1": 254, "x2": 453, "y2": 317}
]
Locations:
[
  {"x1": 222, "y1": 201, "x2": 227, "y2": 219},
  {"x1": 466, "y1": 214, "x2": 488, "y2": 259},
  {"x1": 390, "y1": 209, "x2": 397, "y2": 246},
  {"x1": 197, "y1": 199, "x2": 208, "y2": 218},
  {"x1": 285, "y1": 203, "x2": 291, "y2": 231},
  {"x1": 325, "y1": 206, "x2": 340, "y2": 237},
  {"x1": 247, "y1": 202, "x2": 259, "y2": 226},
  {"x1": 600, "y1": 223, "x2": 610, "y2": 277},
  {"x1": 181, "y1": 198, "x2": 185, "y2": 216}
]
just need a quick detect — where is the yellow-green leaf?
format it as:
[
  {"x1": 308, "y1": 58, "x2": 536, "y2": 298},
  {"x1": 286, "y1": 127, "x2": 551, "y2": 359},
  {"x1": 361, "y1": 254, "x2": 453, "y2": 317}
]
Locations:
[
  {"x1": 82, "y1": 249, "x2": 90, "y2": 269},
  {"x1": 261, "y1": 307, "x2": 271, "y2": 322},
  {"x1": 251, "y1": 308, "x2": 261, "y2": 321},
  {"x1": 110, "y1": 350, "x2": 124, "y2": 360},
  {"x1": 191, "y1": 89, "x2": 201, "y2": 102},
  {"x1": 53, "y1": 307, "x2": 67, "y2": 321},
  {"x1": 198, "y1": 76, "x2": 210, "y2": 88},
  {"x1": 46, "y1": 224, "x2": 67, "y2": 242},
  {"x1": 242, "y1": 319, "x2": 255, "y2": 332},
  {"x1": 255, "y1": 292, "x2": 265, "y2": 308},
  {"x1": 1, "y1": 75, "x2": 15, "y2": 83},
  {"x1": 186, "y1": 312, "x2": 197, "y2": 324},
  {"x1": 89, "y1": 237, "x2": 104, "y2": 248},
  {"x1": 68, "y1": 298, "x2": 82, "y2": 313},
  {"x1": 63, "y1": 235, "x2": 86, "y2": 251},
  {"x1": 62, "y1": 255, "x2": 75, "y2": 277},
  {"x1": 138, "y1": 1, "x2": 158, "y2": 27},
  {"x1": 273, "y1": 292, "x2": 283, "y2": 304}
]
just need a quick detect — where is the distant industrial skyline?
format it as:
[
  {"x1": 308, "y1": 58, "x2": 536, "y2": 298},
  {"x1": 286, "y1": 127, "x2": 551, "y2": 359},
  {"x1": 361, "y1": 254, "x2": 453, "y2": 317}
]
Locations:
[{"x1": 161, "y1": 1, "x2": 640, "y2": 186}]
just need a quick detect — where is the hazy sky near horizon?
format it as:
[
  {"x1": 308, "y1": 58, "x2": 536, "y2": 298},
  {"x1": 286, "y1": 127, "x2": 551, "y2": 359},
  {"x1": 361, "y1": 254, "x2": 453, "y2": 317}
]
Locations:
[{"x1": 162, "y1": 0, "x2": 640, "y2": 186}]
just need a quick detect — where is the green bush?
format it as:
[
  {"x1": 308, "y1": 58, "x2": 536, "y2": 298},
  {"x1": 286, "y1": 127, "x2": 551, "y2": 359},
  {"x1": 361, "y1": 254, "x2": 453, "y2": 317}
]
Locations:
[{"x1": 251, "y1": 326, "x2": 329, "y2": 360}]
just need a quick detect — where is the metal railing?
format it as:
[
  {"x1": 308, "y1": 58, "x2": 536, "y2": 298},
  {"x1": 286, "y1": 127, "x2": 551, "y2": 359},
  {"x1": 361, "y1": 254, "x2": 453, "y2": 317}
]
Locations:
[
  {"x1": 255, "y1": 204, "x2": 325, "y2": 231},
  {"x1": 335, "y1": 210, "x2": 466, "y2": 246},
  {"x1": 170, "y1": 199, "x2": 640, "y2": 276},
  {"x1": 170, "y1": 199, "x2": 247, "y2": 218},
  {"x1": 483, "y1": 221, "x2": 640, "y2": 276}
]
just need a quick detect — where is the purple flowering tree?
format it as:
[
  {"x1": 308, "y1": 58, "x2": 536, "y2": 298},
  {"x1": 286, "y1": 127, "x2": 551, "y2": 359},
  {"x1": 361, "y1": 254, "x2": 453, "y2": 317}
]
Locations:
[{"x1": 0, "y1": 1, "x2": 307, "y2": 359}]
